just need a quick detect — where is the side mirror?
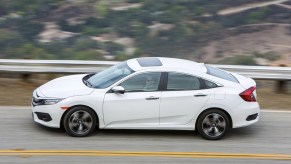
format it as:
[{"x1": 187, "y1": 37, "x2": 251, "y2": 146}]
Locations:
[{"x1": 112, "y1": 86, "x2": 125, "y2": 94}]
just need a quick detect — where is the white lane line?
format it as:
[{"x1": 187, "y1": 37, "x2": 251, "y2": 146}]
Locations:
[
  {"x1": 261, "y1": 110, "x2": 291, "y2": 113},
  {"x1": 0, "y1": 106, "x2": 31, "y2": 110}
]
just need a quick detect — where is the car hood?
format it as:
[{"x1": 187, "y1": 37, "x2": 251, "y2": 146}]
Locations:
[{"x1": 38, "y1": 74, "x2": 94, "y2": 98}]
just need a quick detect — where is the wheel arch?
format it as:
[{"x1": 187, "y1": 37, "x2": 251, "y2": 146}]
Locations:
[{"x1": 60, "y1": 105, "x2": 99, "y2": 129}]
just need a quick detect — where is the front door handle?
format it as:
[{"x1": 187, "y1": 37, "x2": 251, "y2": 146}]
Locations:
[
  {"x1": 194, "y1": 93, "x2": 208, "y2": 97},
  {"x1": 145, "y1": 96, "x2": 160, "y2": 100}
]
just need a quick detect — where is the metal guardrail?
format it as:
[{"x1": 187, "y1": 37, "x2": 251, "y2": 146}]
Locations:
[
  {"x1": 0, "y1": 59, "x2": 119, "y2": 74},
  {"x1": 212, "y1": 64, "x2": 291, "y2": 80},
  {"x1": 0, "y1": 59, "x2": 291, "y2": 80}
]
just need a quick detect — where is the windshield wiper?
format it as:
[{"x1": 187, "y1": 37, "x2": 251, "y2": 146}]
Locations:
[{"x1": 83, "y1": 78, "x2": 93, "y2": 88}]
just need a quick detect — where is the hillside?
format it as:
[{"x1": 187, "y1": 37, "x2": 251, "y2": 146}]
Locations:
[{"x1": 0, "y1": 0, "x2": 291, "y2": 65}]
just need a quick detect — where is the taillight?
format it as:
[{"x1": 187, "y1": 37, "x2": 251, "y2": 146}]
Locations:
[{"x1": 239, "y1": 86, "x2": 256, "y2": 102}]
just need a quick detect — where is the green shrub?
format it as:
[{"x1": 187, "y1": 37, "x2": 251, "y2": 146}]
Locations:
[
  {"x1": 217, "y1": 55, "x2": 257, "y2": 65},
  {"x1": 253, "y1": 52, "x2": 280, "y2": 61}
]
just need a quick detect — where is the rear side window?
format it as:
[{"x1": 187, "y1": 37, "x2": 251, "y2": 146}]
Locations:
[
  {"x1": 167, "y1": 73, "x2": 201, "y2": 90},
  {"x1": 205, "y1": 65, "x2": 239, "y2": 83},
  {"x1": 203, "y1": 79, "x2": 219, "y2": 89}
]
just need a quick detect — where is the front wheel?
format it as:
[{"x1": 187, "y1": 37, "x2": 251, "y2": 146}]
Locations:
[
  {"x1": 197, "y1": 109, "x2": 230, "y2": 140},
  {"x1": 63, "y1": 106, "x2": 97, "y2": 137}
]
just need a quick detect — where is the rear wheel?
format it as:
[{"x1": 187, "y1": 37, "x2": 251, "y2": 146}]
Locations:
[
  {"x1": 63, "y1": 106, "x2": 97, "y2": 137},
  {"x1": 197, "y1": 109, "x2": 230, "y2": 140}
]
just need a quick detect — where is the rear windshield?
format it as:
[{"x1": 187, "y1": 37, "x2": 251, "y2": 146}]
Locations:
[{"x1": 205, "y1": 65, "x2": 239, "y2": 83}]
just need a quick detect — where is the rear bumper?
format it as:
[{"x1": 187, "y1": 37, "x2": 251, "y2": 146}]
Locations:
[{"x1": 231, "y1": 102, "x2": 260, "y2": 128}]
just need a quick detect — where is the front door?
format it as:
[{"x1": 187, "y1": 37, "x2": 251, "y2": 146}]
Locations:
[{"x1": 103, "y1": 72, "x2": 162, "y2": 128}]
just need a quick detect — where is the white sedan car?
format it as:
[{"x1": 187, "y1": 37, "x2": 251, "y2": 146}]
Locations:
[{"x1": 32, "y1": 57, "x2": 260, "y2": 140}]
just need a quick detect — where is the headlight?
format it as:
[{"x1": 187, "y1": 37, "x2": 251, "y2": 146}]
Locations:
[
  {"x1": 43, "y1": 99, "x2": 63, "y2": 105},
  {"x1": 32, "y1": 97, "x2": 63, "y2": 106}
]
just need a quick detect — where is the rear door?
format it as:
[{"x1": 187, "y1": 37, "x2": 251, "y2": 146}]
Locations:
[{"x1": 159, "y1": 72, "x2": 210, "y2": 125}]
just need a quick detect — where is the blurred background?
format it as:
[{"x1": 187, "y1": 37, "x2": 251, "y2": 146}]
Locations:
[{"x1": 0, "y1": 0, "x2": 290, "y2": 107}]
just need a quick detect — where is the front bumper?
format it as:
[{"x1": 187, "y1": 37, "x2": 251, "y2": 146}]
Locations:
[
  {"x1": 32, "y1": 103, "x2": 65, "y2": 128},
  {"x1": 34, "y1": 112, "x2": 52, "y2": 122}
]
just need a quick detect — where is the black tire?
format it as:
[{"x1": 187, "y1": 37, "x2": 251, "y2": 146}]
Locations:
[
  {"x1": 63, "y1": 106, "x2": 97, "y2": 137},
  {"x1": 197, "y1": 109, "x2": 230, "y2": 140}
]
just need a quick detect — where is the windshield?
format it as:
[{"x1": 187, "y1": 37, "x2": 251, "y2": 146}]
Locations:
[{"x1": 87, "y1": 62, "x2": 134, "y2": 89}]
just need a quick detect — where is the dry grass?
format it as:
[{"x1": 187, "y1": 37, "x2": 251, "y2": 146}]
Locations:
[
  {"x1": 0, "y1": 78, "x2": 40, "y2": 106},
  {"x1": 257, "y1": 88, "x2": 291, "y2": 109},
  {"x1": 0, "y1": 78, "x2": 290, "y2": 109}
]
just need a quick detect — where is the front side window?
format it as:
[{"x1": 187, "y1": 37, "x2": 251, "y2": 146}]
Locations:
[
  {"x1": 167, "y1": 72, "x2": 201, "y2": 91},
  {"x1": 120, "y1": 72, "x2": 161, "y2": 92},
  {"x1": 88, "y1": 62, "x2": 134, "y2": 88}
]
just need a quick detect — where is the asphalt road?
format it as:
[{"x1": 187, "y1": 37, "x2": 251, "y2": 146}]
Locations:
[{"x1": 0, "y1": 107, "x2": 291, "y2": 164}]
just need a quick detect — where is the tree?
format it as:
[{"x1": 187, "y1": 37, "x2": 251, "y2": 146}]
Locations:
[
  {"x1": 73, "y1": 49, "x2": 104, "y2": 60},
  {"x1": 82, "y1": 26, "x2": 109, "y2": 35},
  {"x1": 95, "y1": 1, "x2": 108, "y2": 17},
  {"x1": 4, "y1": 0, "x2": 63, "y2": 16},
  {"x1": 58, "y1": 20, "x2": 82, "y2": 33},
  {"x1": 0, "y1": 3, "x2": 7, "y2": 16},
  {"x1": 15, "y1": 43, "x2": 52, "y2": 59},
  {"x1": 247, "y1": 7, "x2": 270, "y2": 24},
  {"x1": 0, "y1": 29, "x2": 25, "y2": 51},
  {"x1": 73, "y1": 37, "x2": 98, "y2": 51},
  {"x1": 104, "y1": 42, "x2": 124, "y2": 56}
]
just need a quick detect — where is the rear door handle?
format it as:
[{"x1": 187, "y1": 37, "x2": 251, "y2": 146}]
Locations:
[
  {"x1": 145, "y1": 96, "x2": 159, "y2": 100},
  {"x1": 194, "y1": 94, "x2": 208, "y2": 97}
]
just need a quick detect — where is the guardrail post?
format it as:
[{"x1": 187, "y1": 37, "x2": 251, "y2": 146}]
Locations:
[
  {"x1": 20, "y1": 57, "x2": 32, "y2": 82},
  {"x1": 276, "y1": 64, "x2": 288, "y2": 94},
  {"x1": 21, "y1": 73, "x2": 31, "y2": 82},
  {"x1": 276, "y1": 80, "x2": 287, "y2": 94}
]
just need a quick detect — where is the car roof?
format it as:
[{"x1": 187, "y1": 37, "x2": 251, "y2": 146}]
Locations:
[{"x1": 127, "y1": 57, "x2": 207, "y2": 73}]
